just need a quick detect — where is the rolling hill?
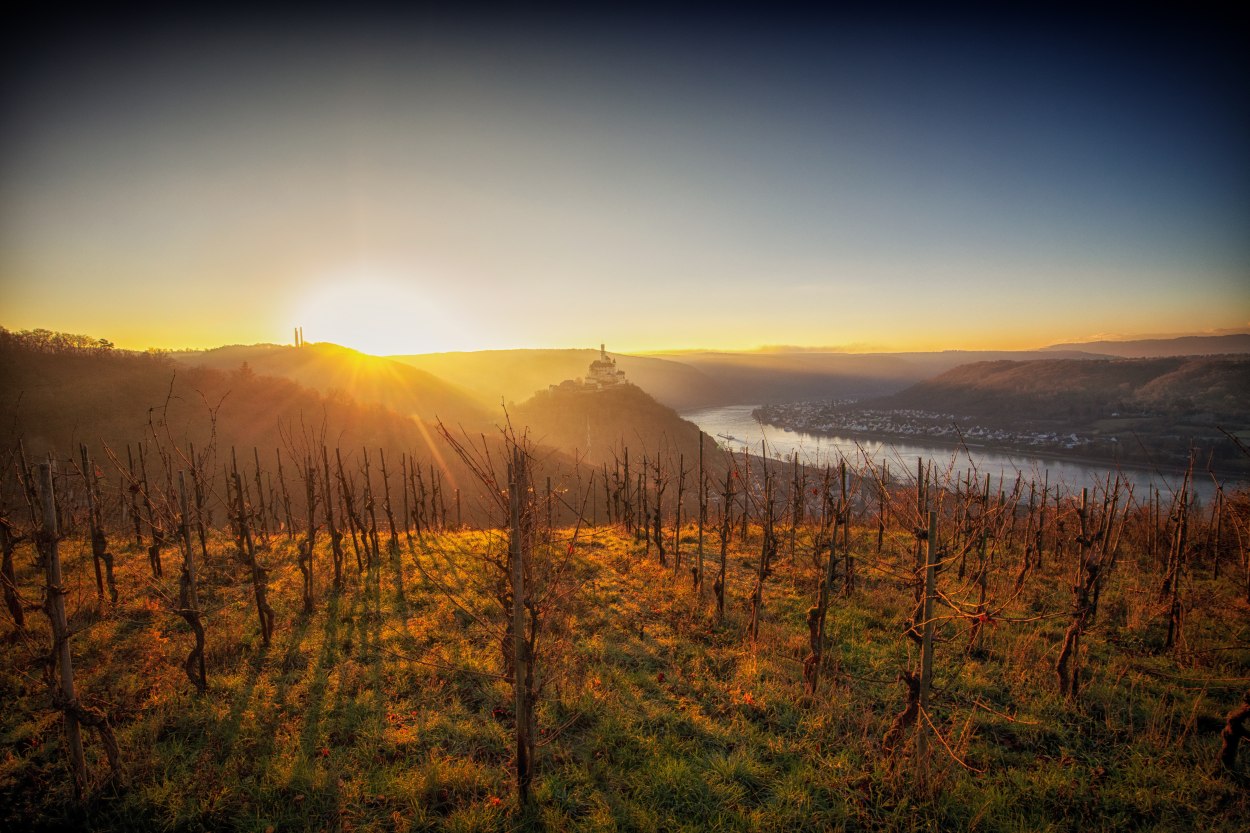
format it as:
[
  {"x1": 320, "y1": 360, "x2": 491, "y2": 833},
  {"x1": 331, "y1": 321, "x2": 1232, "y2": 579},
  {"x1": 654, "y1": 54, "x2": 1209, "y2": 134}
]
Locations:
[
  {"x1": 390, "y1": 348, "x2": 728, "y2": 412},
  {"x1": 644, "y1": 348, "x2": 1101, "y2": 406},
  {"x1": 756, "y1": 355, "x2": 1250, "y2": 475},
  {"x1": 875, "y1": 356, "x2": 1250, "y2": 424},
  {"x1": 511, "y1": 382, "x2": 728, "y2": 479},
  {"x1": 172, "y1": 342, "x2": 489, "y2": 428},
  {"x1": 2, "y1": 333, "x2": 452, "y2": 472}
]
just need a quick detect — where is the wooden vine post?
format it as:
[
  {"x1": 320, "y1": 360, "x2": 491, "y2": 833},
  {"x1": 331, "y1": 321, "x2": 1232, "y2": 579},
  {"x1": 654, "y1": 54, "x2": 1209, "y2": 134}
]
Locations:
[
  {"x1": 917, "y1": 509, "x2": 939, "y2": 771},
  {"x1": 1054, "y1": 484, "x2": 1124, "y2": 699},
  {"x1": 883, "y1": 510, "x2": 935, "y2": 763},
  {"x1": 1056, "y1": 489, "x2": 1090, "y2": 698},
  {"x1": 412, "y1": 463, "x2": 427, "y2": 536},
  {"x1": 622, "y1": 448, "x2": 632, "y2": 536},
  {"x1": 640, "y1": 456, "x2": 650, "y2": 552},
  {"x1": 300, "y1": 458, "x2": 317, "y2": 614},
  {"x1": 138, "y1": 444, "x2": 163, "y2": 578},
  {"x1": 39, "y1": 462, "x2": 87, "y2": 797},
  {"x1": 714, "y1": 467, "x2": 734, "y2": 624},
  {"x1": 336, "y1": 448, "x2": 364, "y2": 573},
  {"x1": 177, "y1": 472, "x2": 207, "y2": 693},
  {"x1": 187, "y1": 442, "x2": 210, "y2": 564},
  {"x1": 876, "y1": 462, "x2": 887, "y2": 554},
  {"x1": 0, "y1": 513, "x2": 24, "y2": 631},
  {"x1": 1014, "y1": 481, "x2": 1036, "y2": 592},
  {"x1": 437, "y1": 468, "x2": 448, "y2": 529},
  {"x1": 840, "y1": 459, "x2": 853, "y2": 595},
  {"x1": 804, "y1": 511, "x2": 839, "y2": 695},
  {"x1": 322, "y1": 446, "x2": 344, "y2": 590},
  {"x1": 652, "y1": 458, "x2": 666, "y2": 566},
  {"x1": 509, "y1": 446, "x2": 535, "y2": 807},
  {"x1": 545, "y1": 476, "x2": 553, "y2": 530},
  {"x1": 252, "y1": 447, "x2": 271, "y2": 544},
  {"x1": 275, "y1": 451, "x2": 294, "y2": 542},
  {"x1": 77, "y1": 445, "x2": 105, "y2": 600},
  {"x1": 748, "y1": 472, "x2": 774, "y2": 643},
  {"x1": 400, "y1": 453, "x2": 413, "y2": 544},
  {"x1": 911, "y1": 458, "x2": 926, "y2": 613},
  {"x1": 1163, "y1": 468, "x2": 1191, "y2": 652},
  {"x1": 125, "y1": 444, "x2": 143, "y2": 547},
  {"x1": 232, "y1": 464, "x2": 275, "y2": 646},
  {"x1": 674, "y1": 454, "x2": 686, "y2": 576},
  {"x1": 79, "y1": 444, "x2": 117, "y2": 604},
  {"x1": 739, "y1": 452, "x2": 751, "y2": 541},
  {"x1": 378, "y1": 449, "x2": 399, "y2": 556},
  {"x1": 696, "y1": 433, "x2": 706, "y2": 594},
  {"x1": 362, "y1": 448, "x2": 381, "y2": 566}
]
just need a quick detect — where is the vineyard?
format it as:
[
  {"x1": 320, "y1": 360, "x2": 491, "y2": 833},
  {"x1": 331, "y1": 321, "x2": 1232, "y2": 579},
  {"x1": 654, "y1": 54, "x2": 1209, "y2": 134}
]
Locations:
[{"x1": 1, "y1": 428, "x2": 1249, "y2": 832}]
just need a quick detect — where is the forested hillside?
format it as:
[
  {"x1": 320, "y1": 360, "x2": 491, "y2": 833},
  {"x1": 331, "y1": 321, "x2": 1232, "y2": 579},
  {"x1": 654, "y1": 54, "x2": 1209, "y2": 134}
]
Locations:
[
  {"x1": 172, "y1": 342, "x2": 488, "y2": 428},
  {"x1": 877, "y1": 356, "x2": 1250, "y2": 424}
]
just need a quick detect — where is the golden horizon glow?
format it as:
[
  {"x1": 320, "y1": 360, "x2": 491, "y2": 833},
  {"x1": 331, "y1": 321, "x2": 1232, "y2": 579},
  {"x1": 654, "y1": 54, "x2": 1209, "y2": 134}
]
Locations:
[{"x1": 4, "y1": 316, "x2": 1244, "y2": 360}]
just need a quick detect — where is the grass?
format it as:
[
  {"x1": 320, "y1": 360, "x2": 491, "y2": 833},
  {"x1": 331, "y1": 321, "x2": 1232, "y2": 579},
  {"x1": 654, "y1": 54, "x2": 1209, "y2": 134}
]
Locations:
[{"x1": 1, "y1": 519, "x2": 1247, "y2": 832}]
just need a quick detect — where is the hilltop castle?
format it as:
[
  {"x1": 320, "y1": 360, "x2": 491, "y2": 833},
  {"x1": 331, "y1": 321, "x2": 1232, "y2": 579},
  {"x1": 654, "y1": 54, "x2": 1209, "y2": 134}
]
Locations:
[{"x1": 549, "y1": 344, "x2": 627, "y2": 393}]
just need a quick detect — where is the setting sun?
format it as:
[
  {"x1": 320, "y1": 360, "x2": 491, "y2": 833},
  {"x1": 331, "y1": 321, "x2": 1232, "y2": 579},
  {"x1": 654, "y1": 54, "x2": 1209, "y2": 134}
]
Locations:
[{"x1": 293, "y1": 272, "x2": 464, "y2": 355}]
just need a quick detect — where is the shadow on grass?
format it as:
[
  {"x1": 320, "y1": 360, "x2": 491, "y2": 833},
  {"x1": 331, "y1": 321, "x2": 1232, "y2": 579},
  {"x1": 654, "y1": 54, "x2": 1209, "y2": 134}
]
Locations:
[
  {"x1": 211, "y1": 644, "x2": 270, "y2": 764},
  {"x1": 245, "y1": 610, "x2": 312, "y2": 767},
  {"x1": 298, "y1": 592, "x2": 340, "y2": 760}
]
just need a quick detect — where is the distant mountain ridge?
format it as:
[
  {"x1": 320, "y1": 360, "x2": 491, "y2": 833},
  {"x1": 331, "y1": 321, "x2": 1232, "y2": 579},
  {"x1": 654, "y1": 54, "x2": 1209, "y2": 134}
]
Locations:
[
  {"x1": 645, "y1": 348, "x2": 1100, "y2": 407},
  {"x1": 1041, "y1": 334, "x2": 1250, "y2": 358},
  {"x1": 397, "y1": 346, "x2": 1114, "y2": 412},
  {"x1": 876, "y1": 356, "x2": 1250, "y2": 422}
]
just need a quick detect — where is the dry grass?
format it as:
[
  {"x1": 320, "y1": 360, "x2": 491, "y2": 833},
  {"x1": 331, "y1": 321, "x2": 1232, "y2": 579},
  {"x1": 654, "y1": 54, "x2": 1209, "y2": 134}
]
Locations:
[{"x1": 1, "y1": 518, "x2": 1248, "y2": 832}]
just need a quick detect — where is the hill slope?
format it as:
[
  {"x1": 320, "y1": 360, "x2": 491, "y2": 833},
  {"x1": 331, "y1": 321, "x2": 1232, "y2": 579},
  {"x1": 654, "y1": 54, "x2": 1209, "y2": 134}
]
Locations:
[
  {"x1": 173, "y1": 342, "x2": 489, "y2": 428},
  {"x1": 877, "y1": 356, "x2": 1250, "y2": 423},
  {"x1": 391, "y1": 349, "x2": 728, "y2": 412},
  {"x1": 0, "y1": 330, "x2": 503, "y2": 517},
  {"x1": 511, "y1": 383, "x2": 729, "y2": 480}
]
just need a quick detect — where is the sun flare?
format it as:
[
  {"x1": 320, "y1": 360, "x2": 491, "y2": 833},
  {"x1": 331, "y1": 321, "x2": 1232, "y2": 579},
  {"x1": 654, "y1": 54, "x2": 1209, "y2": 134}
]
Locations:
[{"x1": 293, "y1": 274, "x2": 459, "y2": 356}]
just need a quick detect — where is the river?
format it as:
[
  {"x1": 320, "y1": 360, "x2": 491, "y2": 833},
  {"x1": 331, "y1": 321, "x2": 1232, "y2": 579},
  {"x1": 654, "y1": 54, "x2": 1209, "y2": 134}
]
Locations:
[{"x1": 682, "y1": 404, "x2": 1241, "y2": 504}]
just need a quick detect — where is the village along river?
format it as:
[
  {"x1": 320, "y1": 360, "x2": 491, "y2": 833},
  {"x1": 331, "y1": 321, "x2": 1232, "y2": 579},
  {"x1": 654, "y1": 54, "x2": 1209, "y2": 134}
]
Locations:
[{"x1": 682, "y1": 404, "x2": 1241, "y2": 505}]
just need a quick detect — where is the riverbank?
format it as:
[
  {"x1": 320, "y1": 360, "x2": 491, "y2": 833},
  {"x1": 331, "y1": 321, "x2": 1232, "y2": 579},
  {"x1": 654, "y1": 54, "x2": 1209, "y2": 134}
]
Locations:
[
  {"x1": 756, "y1": 419, "x2": 1244, "y2": 483},
  {"x1": 749, "y1": 402, "x2": 1250, "y2": 483},
  {"x1": 682, "y1": 404, "x2": 1246, "y2": 501}
]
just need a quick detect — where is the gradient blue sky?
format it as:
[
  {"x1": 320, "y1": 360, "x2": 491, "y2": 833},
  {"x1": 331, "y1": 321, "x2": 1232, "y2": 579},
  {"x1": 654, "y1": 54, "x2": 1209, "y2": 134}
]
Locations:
[{"x1": 2, "y1": 7, "x2": 1247, "y2": 354}]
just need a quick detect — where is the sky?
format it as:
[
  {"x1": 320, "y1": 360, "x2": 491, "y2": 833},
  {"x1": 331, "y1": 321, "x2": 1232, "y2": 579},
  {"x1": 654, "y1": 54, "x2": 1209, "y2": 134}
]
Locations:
[{"x1": 2, "y1": 6, "x2": 1248, "y2": 355}]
